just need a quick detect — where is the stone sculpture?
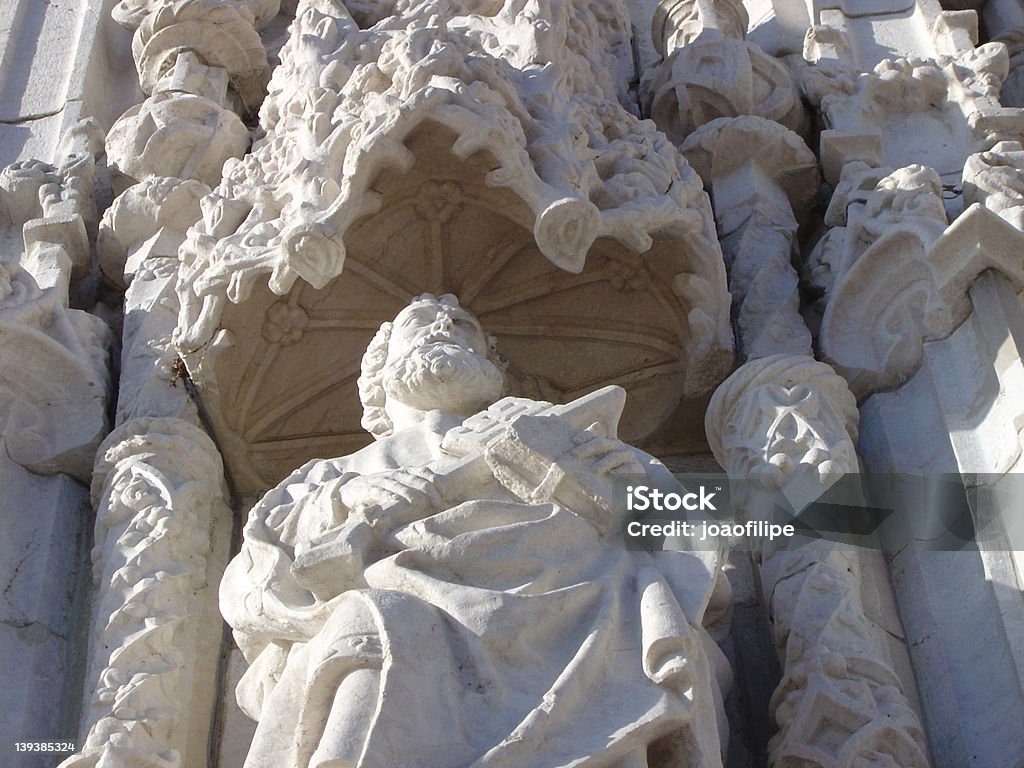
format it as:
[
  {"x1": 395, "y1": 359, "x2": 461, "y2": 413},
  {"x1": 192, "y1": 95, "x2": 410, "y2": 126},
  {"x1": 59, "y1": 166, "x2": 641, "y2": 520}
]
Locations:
[
  {"x1": 706, "y1": 354, "x2": 930, "y2": 767},
  {"x1": 221, "y1": 293, "x2": 728, "y2": 768}
]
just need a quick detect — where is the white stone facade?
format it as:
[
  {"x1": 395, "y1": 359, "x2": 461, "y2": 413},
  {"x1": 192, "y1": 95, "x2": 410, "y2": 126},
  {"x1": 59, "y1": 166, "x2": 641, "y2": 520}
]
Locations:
[{"x1": 0, "y1": 1, "x2": 1022, "y2": 767}]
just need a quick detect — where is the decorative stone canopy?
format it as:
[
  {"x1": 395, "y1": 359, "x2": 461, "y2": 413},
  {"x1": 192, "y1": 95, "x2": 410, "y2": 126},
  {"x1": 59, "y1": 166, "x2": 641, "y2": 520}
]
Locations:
[{"x1": 172, "y1": 0, "x2": 735, "y2": 493}]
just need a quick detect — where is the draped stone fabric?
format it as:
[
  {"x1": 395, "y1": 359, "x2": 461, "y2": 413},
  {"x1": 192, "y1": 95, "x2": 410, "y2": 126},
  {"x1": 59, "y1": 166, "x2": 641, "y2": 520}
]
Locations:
[{"x1": 221, "y1": 418, "x2": 726, "y2": 768}]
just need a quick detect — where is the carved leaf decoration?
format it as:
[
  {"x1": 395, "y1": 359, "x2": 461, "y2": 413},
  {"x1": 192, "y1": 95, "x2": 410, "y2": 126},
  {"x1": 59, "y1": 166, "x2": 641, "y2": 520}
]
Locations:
[{"x1": 820, "y1": 228, "x2": 947, "y2": 398}]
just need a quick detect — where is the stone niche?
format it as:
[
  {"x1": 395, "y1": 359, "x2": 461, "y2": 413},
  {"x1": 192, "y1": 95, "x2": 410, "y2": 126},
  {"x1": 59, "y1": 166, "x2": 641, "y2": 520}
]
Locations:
[{"x1": 184, "y1": 121, "x2": 733, "y2": 494}]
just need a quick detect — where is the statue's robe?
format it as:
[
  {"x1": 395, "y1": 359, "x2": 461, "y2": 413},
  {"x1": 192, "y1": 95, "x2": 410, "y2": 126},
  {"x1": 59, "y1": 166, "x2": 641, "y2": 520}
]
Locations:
[{"x1": 221, "y1": 413, "x2": 727, "y2": 768}]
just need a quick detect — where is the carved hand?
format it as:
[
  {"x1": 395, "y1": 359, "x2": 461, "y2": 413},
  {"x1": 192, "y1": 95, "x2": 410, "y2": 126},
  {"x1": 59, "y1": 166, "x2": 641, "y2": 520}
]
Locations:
[
  {"x1": 336, "y1": 466, "x2": 444, "y2": 528},
  {"x1": 567, "y1": 426, "x2": 645, "y2": 477}
]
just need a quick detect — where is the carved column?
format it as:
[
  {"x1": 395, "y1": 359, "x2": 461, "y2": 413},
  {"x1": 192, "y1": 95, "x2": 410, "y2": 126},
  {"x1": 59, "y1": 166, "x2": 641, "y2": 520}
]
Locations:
[
  {"x1": 646, "y1": 0, "x2": 815, "y2": 364},
  {"x1": 680, "y1": 116, "x2": 816, "y2": 361},
  {"x1": 98, "y1": 176, "x2": 210, "y2": 425},
  {"x1": 53, "y1": 1, "x2": 273, "y2": 763},
  {"x1": 61, "y1": 164, "x2": 233, "y2": 768},
  {"x1": 787, "y1": 17, "x2": 1024, "y2": 750},
  {"x1": 648, "y1": 0, "x2": 805, "y2": 143},
  {"x1": 65, "y1": 418, "x2": 231, "y2": 768},
  {"x1": 706, "y1": 355, "x2": 930, "y2": 768},
  {"x1": 105, "y1": 0, "x2": 275, "y2": 194}
]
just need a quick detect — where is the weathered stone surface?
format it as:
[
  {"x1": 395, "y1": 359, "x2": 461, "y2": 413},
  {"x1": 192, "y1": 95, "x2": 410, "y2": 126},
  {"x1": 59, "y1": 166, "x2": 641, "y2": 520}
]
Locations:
[
  {"x1": 0, "y1": 122, "x2": 112, "y2": 482},
  {"x1": 0, "y1": 454, "x2": 91, "y2": 768},
  {"x1": 648, "y1": 0, "x2": 805, "y2": 143},
  {"x1": 61, "y1": 418, "x2": 232, "y2": 768},
  {"x1": 223, "y1": 294, "x2": 728, "y2": 768},
  {"x1": 172, "y1": 0, "x2": 735, "y2": 493},
  {"x1": 681, "y1": 115, "x2": 816, "y2": 361},
  {"x1": 858, "y1": 274, "x2": 1024, "y2": 766},
  {"x1": 706, "y1": 354, "x2": 930, "y2": 768},
  {"x1": 4, "y1": 1, "x2": 1024, "y2": 767},
  {"x1": 807, "y1": 162, "x2": 1024, "y2": 399}
]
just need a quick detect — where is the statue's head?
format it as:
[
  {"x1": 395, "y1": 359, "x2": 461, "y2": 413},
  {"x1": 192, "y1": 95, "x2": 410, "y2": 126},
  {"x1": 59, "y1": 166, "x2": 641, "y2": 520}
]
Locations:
[{"x1": 358, "y1": 294, "x2": 506, "y2": 438}]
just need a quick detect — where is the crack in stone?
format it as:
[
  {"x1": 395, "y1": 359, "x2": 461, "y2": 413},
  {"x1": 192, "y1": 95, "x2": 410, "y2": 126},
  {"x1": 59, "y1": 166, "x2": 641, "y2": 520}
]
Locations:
[
  {"x1": 767, "y1": 560, "x2": 818, "y2": 622},
  {"x1": 0, "y1": 617, "x2": 66, "y2": 640},
  {"x1": 0, "y1": 105, "x2": 66, "y2": 125},
  {"x1": 2, "y1": 541, "x2": 41, "y2": 620}
]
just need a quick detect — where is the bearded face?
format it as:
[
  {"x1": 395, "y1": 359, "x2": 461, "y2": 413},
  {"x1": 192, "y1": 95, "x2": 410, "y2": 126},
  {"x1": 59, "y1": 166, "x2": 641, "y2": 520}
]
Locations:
[
  {"x1": 379, "y1": 297, "x2": 504, "y2": 416},
  {"x1": 382, "y1": 340, "x2": 504, "y2": 414}
]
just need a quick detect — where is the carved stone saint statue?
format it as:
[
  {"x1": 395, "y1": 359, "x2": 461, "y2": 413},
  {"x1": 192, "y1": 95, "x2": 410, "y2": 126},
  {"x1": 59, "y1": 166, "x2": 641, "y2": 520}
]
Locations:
[{"x1": 221, "y1": 294, "x2": 728, "y2": 768}]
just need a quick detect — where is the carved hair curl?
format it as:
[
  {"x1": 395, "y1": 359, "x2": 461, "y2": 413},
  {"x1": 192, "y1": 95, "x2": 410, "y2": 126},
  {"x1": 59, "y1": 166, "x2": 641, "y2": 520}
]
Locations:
[
  {"x1": 358, "y1": 320, "x2": 395, "y2": 439},
  {"x1": 357, "y1": 294, "x2": 505, "y2": 440}
]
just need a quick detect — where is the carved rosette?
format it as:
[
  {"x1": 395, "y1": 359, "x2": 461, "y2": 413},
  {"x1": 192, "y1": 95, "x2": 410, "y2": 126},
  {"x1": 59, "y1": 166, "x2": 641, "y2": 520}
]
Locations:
[
  {"x1": 706, "y1": 355, "x2": 931, "y2": 768},
  {"x1": 60, "y1": 418, "x2": 230, "y2": 768}
]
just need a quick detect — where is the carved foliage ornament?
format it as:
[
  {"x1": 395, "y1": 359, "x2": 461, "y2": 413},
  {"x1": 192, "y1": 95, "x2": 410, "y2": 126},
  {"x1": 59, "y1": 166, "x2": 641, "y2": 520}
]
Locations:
[
  {"x1": 173, "y1": 0, "x2": 724, "y2": 357},
  {"x1": 705, "y1": 356, "x2": 930, "y2": 768},
  {"x1": 0, "y1": 124, "x2": 111, "y2": 480},
  {"x1": 812, "y1": 163, "x2": 1024, "y2": 398},
  {"x1": 62, "y1": 419, "x2": 228, "y2": 768}
]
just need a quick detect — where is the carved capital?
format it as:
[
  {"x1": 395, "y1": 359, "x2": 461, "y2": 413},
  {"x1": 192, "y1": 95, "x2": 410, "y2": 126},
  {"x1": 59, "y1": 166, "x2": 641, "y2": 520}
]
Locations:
[
  {"x1": 806, "y1": 43, "x2": 1019, "y2": 186},
  {"x1": 706, "y1": 354, "x2": 859, "y2": 485},
  {"x1": 98, "y1": 177, "x2": 209, "y2": 288},
  {"x1": 113, "y1": 0, "x2": 280, "y2": 31}
]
